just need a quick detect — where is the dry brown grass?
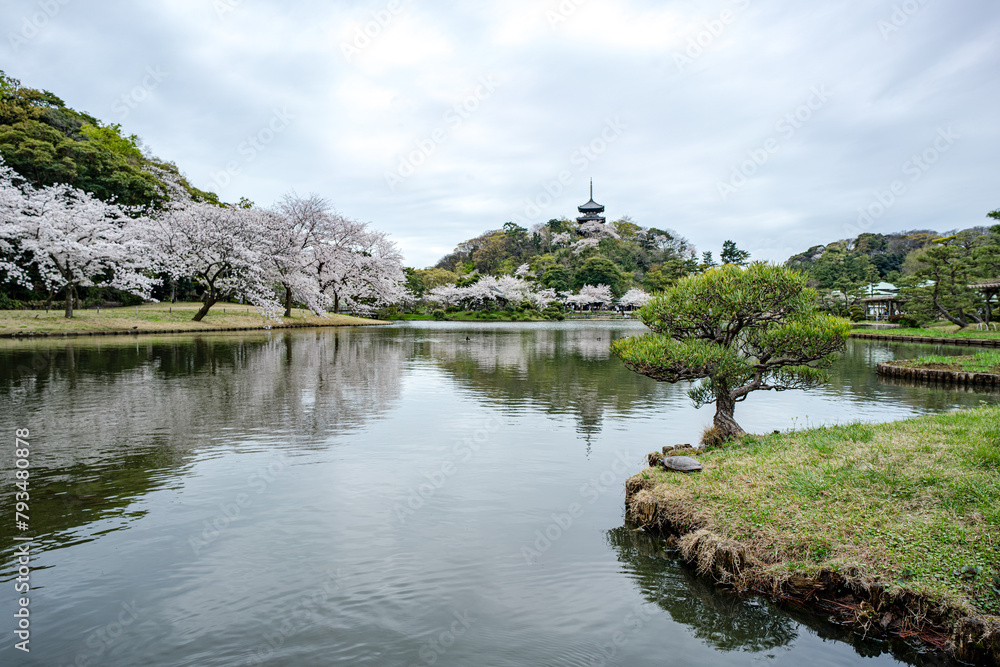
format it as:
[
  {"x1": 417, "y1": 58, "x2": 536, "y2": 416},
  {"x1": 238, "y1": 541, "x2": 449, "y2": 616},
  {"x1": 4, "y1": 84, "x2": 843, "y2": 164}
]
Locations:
[{"x1": 0, "y1": 302, "x2": 388, "y2": 337}]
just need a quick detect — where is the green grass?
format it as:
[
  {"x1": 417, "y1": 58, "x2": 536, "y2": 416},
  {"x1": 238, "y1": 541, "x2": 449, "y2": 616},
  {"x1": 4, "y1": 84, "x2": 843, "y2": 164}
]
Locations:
[
  {"x1": 0, "y1": 302, "x2": 387, "y2": 336},
  {"x1": 632, "y1": 406, "x2": 1000, "y2": 616},
  {"x1": 899, "y1": 351, "x2": 1000, "y2": 373}
]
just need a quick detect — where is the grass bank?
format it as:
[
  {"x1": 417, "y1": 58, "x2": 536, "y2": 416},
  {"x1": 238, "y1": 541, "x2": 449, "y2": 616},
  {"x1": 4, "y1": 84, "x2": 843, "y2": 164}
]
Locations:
[
  {"x1": 0, "y1": 302, "x2": 388, "y2": 337},
  {"x1": 852, "y1": 325, "x2": 1000, "y2": 341},
  {"x1": 625, "y1": 407, "x2": 1000, "y2": 662},
  {"x1": 896, "y1": 351, "x2": 1000, "y2": 374}
]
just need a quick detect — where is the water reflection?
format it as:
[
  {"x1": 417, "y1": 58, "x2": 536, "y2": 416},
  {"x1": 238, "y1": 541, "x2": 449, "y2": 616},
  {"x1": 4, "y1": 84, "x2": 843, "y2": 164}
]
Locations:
[
  {"x1": 607, "y1": 527, "x2": 953, "y2": 666},
  {"x1": 0, "y1": 331, "x2": 405, "y2": 571},
  {"x1": 607, "y1": 527, "x2": 798, "y2": 653},
  {"x1": 0, "y1": 324, "x2": 991, "y2": 666}
]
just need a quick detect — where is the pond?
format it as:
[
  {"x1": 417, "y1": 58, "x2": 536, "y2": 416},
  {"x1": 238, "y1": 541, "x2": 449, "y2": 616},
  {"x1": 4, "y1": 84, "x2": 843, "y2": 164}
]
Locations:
[{"x1": 1, "y1": 321, "x2": 995, "y2": 667}]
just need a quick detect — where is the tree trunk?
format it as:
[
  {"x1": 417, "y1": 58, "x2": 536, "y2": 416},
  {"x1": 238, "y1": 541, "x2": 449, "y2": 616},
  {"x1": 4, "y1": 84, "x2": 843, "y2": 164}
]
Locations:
[
  {"x1": 333, "y1": 293, "x2": 340, "y2": 314},
  {"x1": 193, "y1": 293, "x2": 217, "y2": 322},
  {"x1": 284, "y1": 286, "x2": 293, "y2": 318},
  {"x1": 64, "y1": 284, "x2": 75, "y2": 319},
  {"x1": 713, "y1": 392, "x2": 745, "y2": 441}
]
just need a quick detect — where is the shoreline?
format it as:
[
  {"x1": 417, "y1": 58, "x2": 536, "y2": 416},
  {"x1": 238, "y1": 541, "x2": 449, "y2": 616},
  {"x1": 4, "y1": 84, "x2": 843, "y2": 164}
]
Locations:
[
  {"x1": 877, "y1": 361, "x2": 1000, "y2": 387},
  {"x1": 0, "y1": 304, "x2": 390, "y2": 339},
  {"x1": 623, "y1": 409, "x2": 1000, "y2": 664},
  {"x1": 850, "y1": 331, "x2": 1000, "y2": 348},
  {"x1": 0, "y1": 320, "x2": 392, "y2": 339}
]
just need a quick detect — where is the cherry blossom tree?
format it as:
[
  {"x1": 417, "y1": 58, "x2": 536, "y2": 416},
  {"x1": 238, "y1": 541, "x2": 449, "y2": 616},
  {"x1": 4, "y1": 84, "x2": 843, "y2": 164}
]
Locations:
[
  {"x1": 578, "y1": 221, "x2": 620, "y2": 240},
  {"x1": 270, "y1": 193, "x2": 332, "y2": 317},
  {"x1": 427, "y1": 284, "x2": 464, "y2": 307},
  {"x1": 528, "y1": 287, "x2": 559, "y2": 310},
  {"x1": 150, "y1": 198, "x2": 282, "y2": 321},
  {"x1": 618, "y1": 288, "x2": 652, "y2": 309},
  {"x1": 0, "y1": 159, "x2": 158, "y2": 318},
  {"x1": 309, "y1": 210, "x2": 406, "y2": 314},
  {"x1": 566, "y1": 284, "x2": 613, "y2": 310}
]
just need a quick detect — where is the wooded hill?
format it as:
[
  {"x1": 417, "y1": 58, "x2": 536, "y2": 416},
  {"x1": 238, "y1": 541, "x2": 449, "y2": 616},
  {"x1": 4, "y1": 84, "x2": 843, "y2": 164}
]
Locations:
[
  {"x1": 410, "y1": 217, "x2": 751, "y2": 299},
  {"x1": 0, "y1": 71, "x2": 218, "y2": 209}
]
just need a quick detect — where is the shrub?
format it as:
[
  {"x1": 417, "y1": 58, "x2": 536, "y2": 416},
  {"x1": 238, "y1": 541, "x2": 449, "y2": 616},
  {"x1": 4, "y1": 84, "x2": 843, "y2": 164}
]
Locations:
[
  {"x1": 0, "y1": 293, "x2": 23, "y2": 310},
  {"x1": 432, "y1": 309, "x2": 446, "y2": 320},
  {"x1": 890, "y1": 314, "x2": 923, "y2": 328}
]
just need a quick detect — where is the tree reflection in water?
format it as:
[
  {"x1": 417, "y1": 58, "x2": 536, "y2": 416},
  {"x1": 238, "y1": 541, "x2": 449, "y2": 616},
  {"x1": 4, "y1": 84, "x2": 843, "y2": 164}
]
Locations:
[
  {"x1": 0, "y1": 330, "x2": 406, "y2": 570},
  {"x1": 606, "y1": 527, "x2": 953, "y2": 665},
  {"x1": 606, "y1": 526, "x2": 798, "y2": 653}
]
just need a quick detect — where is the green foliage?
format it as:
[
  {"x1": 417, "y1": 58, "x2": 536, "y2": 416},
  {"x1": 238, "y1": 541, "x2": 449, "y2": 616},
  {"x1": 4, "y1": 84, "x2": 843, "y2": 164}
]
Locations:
[
  {"x1": 575, "y1": 256, "x2": 625, "y2": 295},
  {"x1": 612, "y1": 263, "x2": 850, "y2": 437},
  {"x1": 434, "y1": 212, "x2": 697, "y2": 297},
  {"x1": 432, "y1": 309, "x2": 446, "y2": 321},
  {"x1": 411, "y1": 268, "x2": 459, "y2": 293},
  {"x1": 900, "y1": 228, "x2": 999, "y2": 328},
  {"x1": 539, "y1": 264, "x2": 571, "y2": 292},
  {"x1": 0, "y1": 71, "x2": 223, "y2": 209},
  {"x1": 720, "y1": 240, "x2": 750, "y2": 266}
]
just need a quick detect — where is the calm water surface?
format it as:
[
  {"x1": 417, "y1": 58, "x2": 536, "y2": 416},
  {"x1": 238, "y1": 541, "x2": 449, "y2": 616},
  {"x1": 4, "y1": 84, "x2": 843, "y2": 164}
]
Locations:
[{"x1": 0, "y1": 321, "x2": 995, "y2": 667}]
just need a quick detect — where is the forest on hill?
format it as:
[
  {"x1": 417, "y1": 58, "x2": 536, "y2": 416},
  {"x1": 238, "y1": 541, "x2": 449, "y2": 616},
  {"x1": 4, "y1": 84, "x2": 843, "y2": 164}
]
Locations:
[
  {"x1": 408, "y1": 216, "x2": 751, "y2": 300},
  {"x1": 419, "y1": 213, "x2": 999, "y2": 325},
  {"x1": 0, "y1": 71, "x2": 219, "y2": 209}
]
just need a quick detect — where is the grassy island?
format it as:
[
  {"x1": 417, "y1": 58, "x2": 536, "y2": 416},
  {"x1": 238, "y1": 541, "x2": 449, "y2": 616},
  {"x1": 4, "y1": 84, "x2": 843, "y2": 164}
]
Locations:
[
  {"x1": 894, "y1": 351, "x2": 1000, "y2": 374},
  {"x1": 0, "y1": 302, "x2": 388, "y2": 337},
  {"x1": 625, "y1": 406, "x2": 1000, "y2": 662},
  {"x1": 852, "y1": 326, "x2": 1000, "y2": 346}
]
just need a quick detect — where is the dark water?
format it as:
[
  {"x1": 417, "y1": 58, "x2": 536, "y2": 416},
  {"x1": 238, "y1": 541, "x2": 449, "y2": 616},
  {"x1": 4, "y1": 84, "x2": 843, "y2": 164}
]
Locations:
[{"x1": 0, "y1": 322, "x2": 994, "y2": 667}]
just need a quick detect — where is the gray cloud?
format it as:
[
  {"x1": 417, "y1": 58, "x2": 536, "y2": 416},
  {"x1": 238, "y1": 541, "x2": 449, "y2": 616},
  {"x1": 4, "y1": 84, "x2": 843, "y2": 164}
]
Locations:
[{"x1": 3, "y1": 0, "x2": 998, "y2": 268}]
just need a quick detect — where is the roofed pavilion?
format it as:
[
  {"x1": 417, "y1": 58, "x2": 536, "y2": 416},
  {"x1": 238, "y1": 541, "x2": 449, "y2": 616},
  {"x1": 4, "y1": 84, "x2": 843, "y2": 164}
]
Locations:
[{"x1": 576, "y1": 179, "x2": 606, "y2": 225}]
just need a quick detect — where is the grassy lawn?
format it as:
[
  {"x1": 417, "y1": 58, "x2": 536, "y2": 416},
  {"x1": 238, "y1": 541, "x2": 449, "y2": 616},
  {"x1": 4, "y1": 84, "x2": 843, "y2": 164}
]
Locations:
[
  {"x1": 895, "y1": 351, "x2": 1000, "y2": 374},
  {"x1": 629, "y1": 406, "x2": 1000, "y2": 618},
  {"x1": 0, "y1": 302, "x2": 387, "y2": 336}
]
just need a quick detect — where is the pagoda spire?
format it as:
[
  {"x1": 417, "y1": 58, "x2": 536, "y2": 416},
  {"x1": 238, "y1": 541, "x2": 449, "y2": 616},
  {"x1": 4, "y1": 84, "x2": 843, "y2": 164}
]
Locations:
[{"x1": 576, "y1": 180, "x2": 606, "y2": 224}]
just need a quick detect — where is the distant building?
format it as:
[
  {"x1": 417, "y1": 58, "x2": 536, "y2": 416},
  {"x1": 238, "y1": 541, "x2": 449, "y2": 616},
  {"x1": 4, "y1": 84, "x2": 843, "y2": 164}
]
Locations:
[{"x1": 576, "y1": 179, "x2": 606, "y2": 225}]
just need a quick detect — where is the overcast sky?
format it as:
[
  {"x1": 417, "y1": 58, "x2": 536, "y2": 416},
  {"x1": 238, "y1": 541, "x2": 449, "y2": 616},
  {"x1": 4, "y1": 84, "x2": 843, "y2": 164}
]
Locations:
[{"x1": 3, "y1": 0, "x2": 998, "y2": 268}]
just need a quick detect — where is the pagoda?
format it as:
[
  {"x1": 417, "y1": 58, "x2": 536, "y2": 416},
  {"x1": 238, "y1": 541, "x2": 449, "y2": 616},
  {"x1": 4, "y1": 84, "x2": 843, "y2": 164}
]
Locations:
[{"x1": 576, "y1": 179, "x2": 606, "y2": 225}]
